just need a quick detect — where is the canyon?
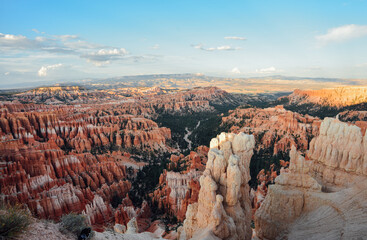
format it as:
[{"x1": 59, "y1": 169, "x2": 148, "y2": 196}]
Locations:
[
  {"x1": 1, "y1": 84, "x2": 367, "y2": 239},
  {"x1": 221, "y1": 105, "x2": 321, "y2": 155}
]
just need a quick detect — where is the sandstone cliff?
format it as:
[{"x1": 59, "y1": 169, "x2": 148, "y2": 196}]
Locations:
[
  {"x1": 222, "y1": 105, "x2": 320, "y2": 155},
  {"x1": 181, "y1": 132, "x2": 255, "y2": 240},
  {"x1": 150, "y1": 146, "x2": 208, "y2": 222},
  {"x1": 0, "y1": 101, "x2": 172, "y2": 229},
  {"x1": 255, "y1": 118, "x2": 367, "y2": 239},
  {"x1": 285, "y1": 86, "x2": 367, "y2": 108}
]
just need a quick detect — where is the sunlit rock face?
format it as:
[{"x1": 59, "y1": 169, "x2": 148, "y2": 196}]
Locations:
[
  {"x1": 0, "y1": 86, "x2": 237, "y2": 233},
  {"x1": 309, "y1": 117, "x2": 367, "y2": 187},
  {"x1": 285, "y1": 86, "x2": 367, "y2": 108},
  {"x1": 10, "y1": 86, "x2": 237, "y2": 115},
  {"x1": 0, "y1": 101, "x2": 171, "y2": 228},
  {"x1": 222, "y1": 105, "x2": 321, "y2": 155},
  {"x1": 181, "y1": 132, "x2": 255, "y2": 240},
  {"x1": 151, "y1": 147, "x2": 208, "y2": 222},
  {"x1": 255, "y1": 118, "x2": 367, "y2": 240}
]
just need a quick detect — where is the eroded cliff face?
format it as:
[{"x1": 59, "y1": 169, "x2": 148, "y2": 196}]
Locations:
[
  {"x1": 308, "y1": 118, "x2": 367, "y2": 188},
  {"x1": 222, "y1": 105, "x2": 320, "y2": 155},
  {"x1": 255, "y1": 118, "x2": 367, "y2": 239},
  {"x1": 0, "y1": 101, "x2": 172, "y2": 229},
  {"x1": 10, "y1": 86, "x2": 237, "y2": 116},
  {"x1": 0, "y1": 86, "x2": 243, "y2": 234},
  {"x1": 285, "y1": 86, "x2": 367, "y2": 108},
  {"x1": 181, "y1": 132, "x2": 255, "y2": 240},
  {"x1": 151, "y1": 147, "x2": 208, "y2": 222},
  {"x1": 338, "y1": 110, "x2": 367, "y2": 139}
]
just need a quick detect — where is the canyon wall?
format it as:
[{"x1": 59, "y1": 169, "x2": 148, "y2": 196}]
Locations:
[
  {"x1": 0, "y1": 101, "x2": 171, "y2": 228},
  {"x1": 151, "y1": 147, "x2": 208, "y2": 222},
  {"x1": 286, "y1": 86, "x2": 367, "y2": 108},
  {"x1": 222, "y1": 105, "x2": 320, "y2": 154},
  {"x1": 255, "y1": 118, "x2": 367, "y2": 239}
]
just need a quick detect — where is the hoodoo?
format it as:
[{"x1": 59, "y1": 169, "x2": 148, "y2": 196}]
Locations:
[
  {"x1": 255, "y1": 118, "x2": 367, "y2": 239},
  {"x1": 181, "y1": 132, "x2": 255, "y2": 240}
]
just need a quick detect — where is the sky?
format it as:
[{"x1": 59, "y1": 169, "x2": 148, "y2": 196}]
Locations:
[{"x1": 1, "y1": 0, "x2": 367, "y2": 87}]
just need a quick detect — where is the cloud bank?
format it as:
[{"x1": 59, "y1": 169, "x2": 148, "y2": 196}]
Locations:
[
  {"x1": 256, "y1": 66, "x2": 278, "y2": 73},
  {"x1": 0, "y1": 32, "x2": 132, "y2": 66},
  {"x1": 316, "y1": 24, "x2": 367, "y2": 44},
  {"x1": 231, "y1": 67, "x2": 241, "y2": 74},
  {"x1": 38, "y1": 63, "x2": 63, "y2": 77},
  {"x1": 192, "y1": 43, "x2": 241, "y2": 51},
  {"x1": 81, "y1": 48, "x2": 128, "y2": 66}
]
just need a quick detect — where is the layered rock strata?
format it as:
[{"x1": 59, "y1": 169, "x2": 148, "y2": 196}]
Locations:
[
  {"x1": 181, "y1": 132, "x2": 255, "y2": 240},
  {"x1": 151, "y1": 147, "x2": 208, "y2": 222},
  {"x1": 222, "y1": 105, "x2": 320, "y2": 154},
  {"x1": 285, "y1": 86, "x2": 367, "y2": 108},
  {"x1": 255, "y1": 118, "x2": 367, "y2": 239}
]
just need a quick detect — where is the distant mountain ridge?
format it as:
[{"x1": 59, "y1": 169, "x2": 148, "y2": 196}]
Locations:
[{"x1": 2, "y1": 73, "x2": 364, "y2": 94}]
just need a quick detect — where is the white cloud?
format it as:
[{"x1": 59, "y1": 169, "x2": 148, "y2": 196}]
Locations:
[
  {"x1": 152, "y1": 44, "x2": 160, "y2": 49},
  {"x1": 0, "y1": 32, "x2": 75, "y2": 53},
  {"x1": 54, "y1": 35, "x2": 79, "y2": 41},
  {"x1": 316, "y1": 24, "x2": 367, "y2": 44},
  {"x1": 231, "y1": 67, "x2": 241, "y2": 74},
  {"x1": 32, "y1": 29, "x2": 40, "y2": 33},
  {"x1": 0, "y1": 33, "x2": 28, "y2": 41},
  {"x1": 224, "y1": 36, "x2": 246, "y2": 40},
  {"x1": 217, "y1": 46, "x2": 233, "y2": 50},
  {"x1": 38, "y1": 63, "x2": 63, "y2": 77},
  {"x1": 4, "y1": 72, "x2": 10, "y2": 75},
  {"x1": 0, "y1": 32, "x2": 134, "y2": 65},
  {"x1": 95, "y1": 48, "x2": 127, "y2": 56},
  {"x1": 192, "y1": 44, "x2": 241, "y2": 51},
  {"x1": 256, "y1": 66, "x2": 278, "y2": 73},
  {"x1": 81, "y1": 48, "x2": 128, "y2": 65}
]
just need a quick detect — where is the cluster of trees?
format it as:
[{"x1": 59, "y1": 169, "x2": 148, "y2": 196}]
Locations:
[
  {"x1": 128, "y1": 153, "x2": 170, "y2": 207},
  {"x1": 155, "y1": 102, "x2": 238, "y2": 153},
  {"x1": 249, "y1": 148, "x2": 290, "y2": 189}
]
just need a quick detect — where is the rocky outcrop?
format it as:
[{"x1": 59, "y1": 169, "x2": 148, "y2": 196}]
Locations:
[
  {"x1": 9, "y1": 86, "x2": 236, "y2": 115},
  {"x1": 166, "y1": 171, "x2": 201, "y2": 221},
  {"x1": 151, "y1": 147, "x2": 208, "y2": 222},
  {"x1": 0, "y1": 102, "x2": 168, "y2": 228},
  {"x1": 308, "y1": 118, "x2": 367, "y2": 188},
  {"x1": 151, "y1": 169, "x2": 202, "y2": 222},
  {"x1": 222, "y1": 105, "x2": 320, "y2": 155},
  {"x1": 251, "y1": 163, "x2": 282, "y2": 214},
  {"x1": 255, "y1": 118, "x2": 367, "y2": 239},
  {"x1": 181, "y1": 132, "x2": 255, "y2": 240},
  {"x1": 338, "y1": 110, "x2": 367, "y2": 137},
  {"x1": 284, "y1": 86, "x2": 367, "y2": 108}
]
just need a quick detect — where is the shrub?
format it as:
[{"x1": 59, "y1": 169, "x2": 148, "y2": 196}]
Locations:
[
  {"x1": 59, "y1": 213, "x2": 93, "y2": 239},
  {"x1": 0, "y1": 204, "x2": 32, "y2": 239}
]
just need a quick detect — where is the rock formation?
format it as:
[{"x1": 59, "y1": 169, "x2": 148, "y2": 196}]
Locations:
[
  {"x1": 283, "y1": 86, "x2": 367, "y2": 108},
  {"x1": 338, "y1": 110, "x2": 367, "y2": 139},
  {"x1": 0, "y1": 86, "x2": 239, "y2": 232},
  {"x1": 255, "y1": 118, "x2": 367, "y2": 239},
  {"x1": 151, "y1": 147, "x2": 208, "y2": 222},
  {"x1": 0, "y1": 100, "x2": 173, "y2": 230},
  {"x1": 251, "y1": 163, "x2": 282, "y2": 214},
  {"x1": 181, "y1": 132, "x2": 255, "y2": 240},
  {"x1": 222, "y1": 105, "x2": 320, "y2": 155}
]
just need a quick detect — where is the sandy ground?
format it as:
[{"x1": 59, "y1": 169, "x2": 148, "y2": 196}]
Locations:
[{"x1": 17, "y1": 219, "x2": 74, "y2": 240}]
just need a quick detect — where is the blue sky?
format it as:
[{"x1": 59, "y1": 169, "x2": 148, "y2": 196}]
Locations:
[{"x1": 1, "y1": 0, "x2": 367, "y2": 86}]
